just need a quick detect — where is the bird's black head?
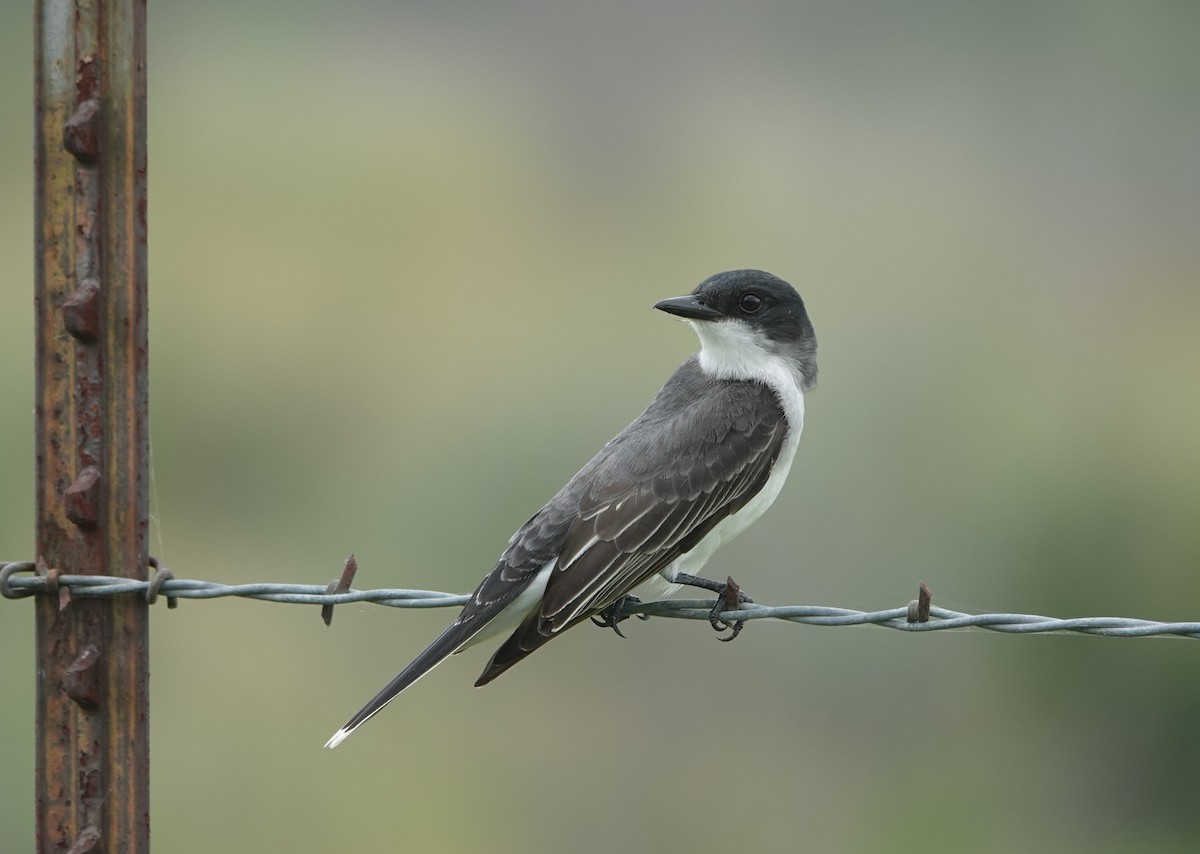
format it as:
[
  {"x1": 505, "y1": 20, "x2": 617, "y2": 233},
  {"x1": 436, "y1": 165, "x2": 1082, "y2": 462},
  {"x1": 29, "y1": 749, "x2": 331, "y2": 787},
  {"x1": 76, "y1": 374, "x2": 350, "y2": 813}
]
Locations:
[{"x1": 655, "y1": 270, "x2": 818, "y2": 389}]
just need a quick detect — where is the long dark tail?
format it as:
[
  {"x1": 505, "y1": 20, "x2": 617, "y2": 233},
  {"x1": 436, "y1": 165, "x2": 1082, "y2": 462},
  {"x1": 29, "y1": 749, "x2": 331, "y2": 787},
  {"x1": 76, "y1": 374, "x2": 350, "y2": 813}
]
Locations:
[
  {"x1": 473, "y1": 606, "x2": 595, "y2": 687},
  {"x1": 325, "y1": 621, "x2": 480, "y2": 748}
]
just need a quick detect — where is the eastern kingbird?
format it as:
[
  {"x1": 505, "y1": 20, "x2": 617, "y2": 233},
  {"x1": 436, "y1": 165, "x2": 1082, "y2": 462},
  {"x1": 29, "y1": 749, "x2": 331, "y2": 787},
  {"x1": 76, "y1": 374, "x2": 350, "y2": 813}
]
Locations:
[{"x1": 326, "y1": 269, "x2": 817, "y2": 748}]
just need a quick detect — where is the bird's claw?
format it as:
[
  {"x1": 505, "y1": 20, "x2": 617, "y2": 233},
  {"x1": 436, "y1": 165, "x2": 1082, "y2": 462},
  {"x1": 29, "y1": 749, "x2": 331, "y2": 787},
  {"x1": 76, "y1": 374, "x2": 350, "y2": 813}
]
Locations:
[
  {"x1": 709, "y1": 576, "x2": 752, "y2": 642},
  {"x1": 591, "y1": 595, "x2": 651, "y2": 638}
]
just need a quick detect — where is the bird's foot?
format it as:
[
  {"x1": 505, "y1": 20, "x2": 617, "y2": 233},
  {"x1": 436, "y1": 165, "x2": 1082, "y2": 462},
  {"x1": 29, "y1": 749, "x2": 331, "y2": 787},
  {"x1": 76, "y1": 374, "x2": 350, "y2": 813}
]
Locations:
[
  {"x1": 670, "y1": 572, "x2": 754, "y2": 641},
  {"x1": 590, "y1": 595, "x2": 651, "y2": 638},
  {"x1": 708, "y1": 576, "x2": 753, "y2": 642}
]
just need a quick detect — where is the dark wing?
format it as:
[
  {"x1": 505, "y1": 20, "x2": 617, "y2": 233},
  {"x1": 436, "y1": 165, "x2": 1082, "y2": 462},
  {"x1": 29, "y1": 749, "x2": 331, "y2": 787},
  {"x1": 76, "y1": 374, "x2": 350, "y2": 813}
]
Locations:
[
  {"x1": 475, "y1": 372, "x2": 787, "y2": 685},
  {"x1": 547, "y1": 410, "x2": 786, "y2": 626}
]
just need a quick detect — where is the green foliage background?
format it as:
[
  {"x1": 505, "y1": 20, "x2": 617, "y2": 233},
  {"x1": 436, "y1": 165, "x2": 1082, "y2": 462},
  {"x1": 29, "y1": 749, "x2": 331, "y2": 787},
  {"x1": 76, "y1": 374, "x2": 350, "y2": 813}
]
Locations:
[{"x1": 2, "y1": 2, "x2": 1199, "y2": 851}]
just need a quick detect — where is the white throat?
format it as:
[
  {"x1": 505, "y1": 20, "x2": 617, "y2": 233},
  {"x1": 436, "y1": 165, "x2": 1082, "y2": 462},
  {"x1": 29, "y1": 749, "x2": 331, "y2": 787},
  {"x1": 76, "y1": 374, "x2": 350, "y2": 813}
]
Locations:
[{"x1": 688, "y1": 318, "x2": 807, "y2": 433}]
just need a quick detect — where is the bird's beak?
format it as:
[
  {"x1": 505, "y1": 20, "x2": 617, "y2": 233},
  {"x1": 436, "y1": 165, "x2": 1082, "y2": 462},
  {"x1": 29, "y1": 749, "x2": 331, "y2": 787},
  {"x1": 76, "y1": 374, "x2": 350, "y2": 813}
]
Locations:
[{"x1": 654, "y1": 295, "x2": 724, "y2": 321}]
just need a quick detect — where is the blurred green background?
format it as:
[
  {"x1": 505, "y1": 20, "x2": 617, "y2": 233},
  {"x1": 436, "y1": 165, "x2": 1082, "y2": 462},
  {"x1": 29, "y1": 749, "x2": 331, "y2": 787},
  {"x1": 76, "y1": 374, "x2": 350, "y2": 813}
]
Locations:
[{"x1": 3, "y1": 2, "x2": 1199, "y2": 852}]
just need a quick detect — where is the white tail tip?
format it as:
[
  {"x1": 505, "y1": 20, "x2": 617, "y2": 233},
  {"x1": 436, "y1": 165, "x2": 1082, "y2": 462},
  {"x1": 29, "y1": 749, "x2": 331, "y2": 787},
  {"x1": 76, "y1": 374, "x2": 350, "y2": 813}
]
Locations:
[{"x1": 324, "y1": 727, "x2": 351, "y2": 749}]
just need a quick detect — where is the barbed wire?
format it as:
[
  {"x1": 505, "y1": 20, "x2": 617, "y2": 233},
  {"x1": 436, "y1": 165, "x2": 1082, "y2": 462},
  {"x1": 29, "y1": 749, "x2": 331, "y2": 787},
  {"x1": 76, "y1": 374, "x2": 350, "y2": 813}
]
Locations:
[{"x1": 4, "y1": 559, "x2": 1200, "y2": 639}]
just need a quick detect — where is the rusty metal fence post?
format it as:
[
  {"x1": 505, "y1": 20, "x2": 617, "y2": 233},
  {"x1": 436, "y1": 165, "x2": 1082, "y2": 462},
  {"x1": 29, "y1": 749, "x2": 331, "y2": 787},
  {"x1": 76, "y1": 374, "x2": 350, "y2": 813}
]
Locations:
[{"x1": 34, "y1": 1, "x2": 150, "y2": 852}]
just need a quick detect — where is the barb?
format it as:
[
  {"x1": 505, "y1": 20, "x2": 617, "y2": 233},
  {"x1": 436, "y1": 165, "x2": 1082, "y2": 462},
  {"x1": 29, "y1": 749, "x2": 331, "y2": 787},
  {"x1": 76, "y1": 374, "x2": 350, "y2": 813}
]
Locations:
[{"x1": 3, "y1": 561, "x2": 1199, "y2": 639}]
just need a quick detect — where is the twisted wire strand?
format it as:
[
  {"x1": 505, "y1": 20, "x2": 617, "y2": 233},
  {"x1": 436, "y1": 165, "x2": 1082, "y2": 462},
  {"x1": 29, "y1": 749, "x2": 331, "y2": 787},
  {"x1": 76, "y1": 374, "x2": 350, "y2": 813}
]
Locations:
[{"x1": 4, "y1": 561, "x2": 1198, "y2": 639}]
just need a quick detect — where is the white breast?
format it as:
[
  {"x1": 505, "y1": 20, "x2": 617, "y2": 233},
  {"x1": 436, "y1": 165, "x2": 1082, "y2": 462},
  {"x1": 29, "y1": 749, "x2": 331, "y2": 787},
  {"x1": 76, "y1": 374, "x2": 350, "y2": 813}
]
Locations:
[{"x1": 655, "y1": 317, "x2": 807, "y2": 587}]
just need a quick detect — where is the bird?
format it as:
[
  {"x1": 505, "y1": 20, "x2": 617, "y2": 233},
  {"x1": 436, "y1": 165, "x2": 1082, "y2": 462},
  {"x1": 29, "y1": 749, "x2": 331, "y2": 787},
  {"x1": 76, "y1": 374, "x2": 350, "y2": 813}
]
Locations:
[{"x1": 325, "y1": 269, "x2": 817, "y2": 748}]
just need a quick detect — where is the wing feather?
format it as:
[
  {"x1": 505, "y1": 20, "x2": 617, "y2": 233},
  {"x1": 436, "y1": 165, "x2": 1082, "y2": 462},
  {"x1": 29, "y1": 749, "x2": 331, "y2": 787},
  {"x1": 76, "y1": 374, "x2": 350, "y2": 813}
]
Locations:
[
  {"x1": 474, "y1": 362, "x2": 791, "y2": 687},
  {"x1": 541, "y1": 394, "x2": 787, "y2": 629}
]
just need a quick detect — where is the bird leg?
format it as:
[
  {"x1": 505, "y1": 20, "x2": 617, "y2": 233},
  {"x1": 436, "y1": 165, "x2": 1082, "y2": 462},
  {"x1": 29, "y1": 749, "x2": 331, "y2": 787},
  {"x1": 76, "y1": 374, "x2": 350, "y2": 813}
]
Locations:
[
  {"x1": 672, "y1": 573, "x2": 753, "y2": 641},
  {"x1": 590, "y1": 595, "x2": 651, "y2": 638}
]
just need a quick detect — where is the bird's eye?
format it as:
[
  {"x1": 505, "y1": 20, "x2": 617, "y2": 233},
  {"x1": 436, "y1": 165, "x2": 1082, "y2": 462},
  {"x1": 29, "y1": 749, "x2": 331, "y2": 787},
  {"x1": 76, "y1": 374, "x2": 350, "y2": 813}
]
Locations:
[{"x1": 739, "y1": 293, "x2": 763, "y2": 314}]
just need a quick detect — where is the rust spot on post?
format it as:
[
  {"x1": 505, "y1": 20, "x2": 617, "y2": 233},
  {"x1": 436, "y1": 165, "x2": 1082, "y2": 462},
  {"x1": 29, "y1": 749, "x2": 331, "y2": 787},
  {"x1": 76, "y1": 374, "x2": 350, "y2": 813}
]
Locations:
[
  {"x1": 66, "y1": 826, "x2": 101, "y2": 854},
  {"x1": 64, "y1": 278, "x2": 102, "y2": 341},
  {"x1": 64, "y1": 645, "x2": 102, "y2": 708},
  {"x1": 76, "y1": 53, "x2": 100, "y2": 101},
  {"x1": 63, "y1": 98, "x2": 100, "y2": 163},
  {"x1": 64, "y1": 466, "x2": 102, "y2": 528}
]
